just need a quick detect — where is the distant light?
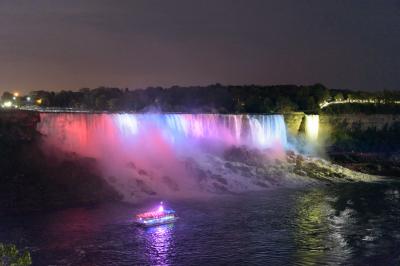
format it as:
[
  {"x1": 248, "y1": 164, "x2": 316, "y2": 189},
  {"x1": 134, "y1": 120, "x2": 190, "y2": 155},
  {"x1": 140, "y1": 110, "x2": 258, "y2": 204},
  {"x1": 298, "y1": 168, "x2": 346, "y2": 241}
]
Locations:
[
  {"x1": 13, "y1": 92, "x2": 19, "y2": 97},
  {"x1": 12, "y1": 96, "x2": 16, "y2": 100},
  {"x1": 3, "y1": 101, "x2": 12, "y2": 108},
  {"x1": 158, "y1": 201, "x2": 164, "y2": 212},
  {"x1": 27, "y1": 97, "x2": 31, "y2": 101},
  {"x1": 36, "y1": 98, "x2": 42, "y2": 105}
]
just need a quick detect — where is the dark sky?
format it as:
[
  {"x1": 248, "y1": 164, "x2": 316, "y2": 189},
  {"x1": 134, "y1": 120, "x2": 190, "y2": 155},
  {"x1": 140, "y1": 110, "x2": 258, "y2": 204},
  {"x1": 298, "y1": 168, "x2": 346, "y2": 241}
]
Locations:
[{"x1": 0, "y1": 0, "x2": 399, "y2": 93}]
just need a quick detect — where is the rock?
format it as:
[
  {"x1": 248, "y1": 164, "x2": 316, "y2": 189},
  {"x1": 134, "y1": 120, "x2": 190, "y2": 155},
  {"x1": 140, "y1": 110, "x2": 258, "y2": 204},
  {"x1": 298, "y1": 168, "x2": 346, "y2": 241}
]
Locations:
[
  {"x1": 138, "y1": 169, "x2": 148, "y2": 176},
  {"x1": 135, "y1": 179, "x2": 156, "y2": 195},
  {"x1": 295, "y1": 170, "x2": 307, "y2": 176},
  {"x1": 108, "y1": 176, "x2": 117, "y2": 183},
  {"x1": 162, "y1": 176, "x2": 180, "y2": 191},
  {"x1": 0, "y1": 111, "x2": 122, "y2": 214},
  {"x1": 211, "y1": 174, "x2": 228, "y2": 185},
  {"x1": 126, "y1": 162, "x2": 136, "y2": 170},
  {"x1": 212, "y1": 182, "x2": 229, "y2": 193}
]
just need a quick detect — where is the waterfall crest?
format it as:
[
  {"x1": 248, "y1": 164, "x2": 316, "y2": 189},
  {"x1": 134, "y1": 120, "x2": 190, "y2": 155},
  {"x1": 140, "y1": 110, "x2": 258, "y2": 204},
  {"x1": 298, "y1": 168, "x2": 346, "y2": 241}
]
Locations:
[{"x1": 38, "y1": 113, "x2": 287, "y2": 151}]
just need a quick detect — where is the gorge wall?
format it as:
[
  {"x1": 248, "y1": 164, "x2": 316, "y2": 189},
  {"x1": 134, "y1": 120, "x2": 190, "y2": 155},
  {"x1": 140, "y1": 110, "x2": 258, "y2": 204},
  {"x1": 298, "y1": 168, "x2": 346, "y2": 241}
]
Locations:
[
  {"x1": 284, "y1": 113, "x2": 400, "y2": 140},
  {"x1": 283, "y1": 112, "x2": 400, "y2": 176},
  {"x1": 0, "y1": 110, "x2": 120, "y2": 214},
  {"x1": 0, "y1": 110, "x2": 40, "y2": 142}
]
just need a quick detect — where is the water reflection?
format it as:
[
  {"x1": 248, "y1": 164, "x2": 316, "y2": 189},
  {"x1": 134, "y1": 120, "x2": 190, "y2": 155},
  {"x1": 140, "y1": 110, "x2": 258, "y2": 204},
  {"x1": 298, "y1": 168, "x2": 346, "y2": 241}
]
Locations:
[
  {"x1": 42, "y1": 208, "x2": 99, "y2": 251},
  {"x1": 294, "y1": 189, "x2": 331, "y2": 265},
  {"x1": 293, "y1": 188, "x2": 355, "y2": 265},
  {"x1": 2, "y1": 184, "x2": 400, "y2": 265},
  {"x1": 294, "y1": 183, "x2": 400, "y2": 265},
  {"x1": 138, "y1": 224, "x2": 174, "y2": 266}
]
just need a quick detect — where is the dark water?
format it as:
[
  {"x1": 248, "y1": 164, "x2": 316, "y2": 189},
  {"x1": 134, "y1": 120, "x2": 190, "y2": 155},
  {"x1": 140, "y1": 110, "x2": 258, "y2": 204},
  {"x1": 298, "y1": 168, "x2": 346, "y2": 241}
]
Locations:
[{"x1": 1, "y1": 182, "x2": 400, "y2": 266}]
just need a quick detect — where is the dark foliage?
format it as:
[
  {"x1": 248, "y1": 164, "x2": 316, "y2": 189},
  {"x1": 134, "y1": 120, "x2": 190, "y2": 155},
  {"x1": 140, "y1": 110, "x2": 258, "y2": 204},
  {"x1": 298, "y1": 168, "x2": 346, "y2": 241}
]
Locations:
[
  {"x1": 21, "y1": 84, "x2": 334, "y2": 113},
  {"x1": 322, "y1": 103, "x2": 400, "y2": 114},
  {"x1": 4, "y1": 84, "x2": 400, "y2": 113}
]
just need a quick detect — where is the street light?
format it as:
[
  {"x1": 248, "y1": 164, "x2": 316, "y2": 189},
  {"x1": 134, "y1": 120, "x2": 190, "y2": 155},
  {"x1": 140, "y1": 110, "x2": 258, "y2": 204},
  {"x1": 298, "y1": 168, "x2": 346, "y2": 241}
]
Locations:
[{"x1": 2, "y1": 101, "x2": 12, "y2": 108}]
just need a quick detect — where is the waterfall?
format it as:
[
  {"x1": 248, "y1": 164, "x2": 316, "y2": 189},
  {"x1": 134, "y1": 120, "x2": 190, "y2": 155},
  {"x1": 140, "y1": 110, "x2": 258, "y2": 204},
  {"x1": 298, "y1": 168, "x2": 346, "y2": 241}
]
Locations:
[
  {"x1": 37, "y1": 113, "x2": 288, "y2": 199},
  {"x1": 305, "y1": 115, "x2": 319, "y2": 140},
  {"x1": 38, "y1": 113, "x2": 288, "y2": 152}
]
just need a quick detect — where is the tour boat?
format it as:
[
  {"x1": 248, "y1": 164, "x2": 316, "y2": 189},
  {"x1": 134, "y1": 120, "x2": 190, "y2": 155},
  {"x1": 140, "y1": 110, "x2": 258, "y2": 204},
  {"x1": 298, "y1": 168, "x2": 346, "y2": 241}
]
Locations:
[{"x1": 135, "y1": 202, "x2": 178, "y2": 227}]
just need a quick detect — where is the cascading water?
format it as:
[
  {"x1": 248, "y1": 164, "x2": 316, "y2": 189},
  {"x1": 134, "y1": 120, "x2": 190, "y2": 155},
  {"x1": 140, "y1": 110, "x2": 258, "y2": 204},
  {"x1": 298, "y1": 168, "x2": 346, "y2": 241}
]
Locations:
[
  {"x1": 305, "y1": 115, "x2": 319, "y2": 140},
  {"x1": 38, "y1": 113, "x2": 287, "y2": 152},
  {"x1": 37, "y1": 113, "x2": 289, "y2": 200}
]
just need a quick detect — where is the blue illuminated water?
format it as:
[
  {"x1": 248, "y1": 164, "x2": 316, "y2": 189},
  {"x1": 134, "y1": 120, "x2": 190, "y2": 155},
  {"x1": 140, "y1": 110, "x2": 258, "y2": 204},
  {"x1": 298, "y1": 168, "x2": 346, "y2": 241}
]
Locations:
[{"x1": 1, "y1": 182, "x2": 400, "y2": 265}]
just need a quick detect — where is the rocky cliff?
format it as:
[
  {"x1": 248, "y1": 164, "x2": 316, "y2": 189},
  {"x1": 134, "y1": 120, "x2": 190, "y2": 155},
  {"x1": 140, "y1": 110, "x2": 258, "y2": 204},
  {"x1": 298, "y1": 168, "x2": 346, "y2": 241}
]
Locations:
[
  {"x1": 284, "y1": 112, "x2": 400, "y2": 141},
  {"x1": 0, "y1": 110, "x2": 40, "y2": 141},
  {"x1": 283, "y1": 112, "x2": 400, "y2": 177},
  {"x1": 0, "y1": 110, "x2": 121, "y2": 214}
]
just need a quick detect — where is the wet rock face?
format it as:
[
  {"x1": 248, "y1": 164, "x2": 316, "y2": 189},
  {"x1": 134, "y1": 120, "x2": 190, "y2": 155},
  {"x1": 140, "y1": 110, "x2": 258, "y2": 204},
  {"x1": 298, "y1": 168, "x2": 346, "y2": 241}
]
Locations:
[
  {"x1": 0, "y1": 111, "x2": 122, "y2": 214},
  {"x1": 200, "y1": 146, "x2": 380, "y2": 193},
  {"x1": 162, "y1": 176, "x2": 180, "y2": 191},
  {"x1": 223, "y1": 146, "x2": 268, "y2": 167},
  {"x1": 0, "y1": 110, "x2": 40, "y2": 142},
  {"x1": 0, "y1": 146, "x2": 122, "y2": 214},
  {"x1": 329, "y1": 151, "x2": 400, "y2": 177}
]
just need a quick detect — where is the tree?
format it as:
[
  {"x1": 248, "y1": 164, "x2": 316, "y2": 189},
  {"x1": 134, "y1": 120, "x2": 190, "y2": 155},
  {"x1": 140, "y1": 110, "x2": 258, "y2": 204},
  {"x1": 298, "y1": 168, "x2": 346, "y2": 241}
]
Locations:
[
  {"x1": 95, "y1": 95, "x2": 108, "y2": 110},
  {"x1": 311, "y1": 83, "x2": 330, "y2": 104},
  {"x1": 107, "y1": 98, "x2": 121, "y2": 111},
  {"x1": 334, "y1": 92, "x2": 344, "y2": 102},
  {"x1": 262, "y1": 97, "x2": 274, "y2": 113},
  {"x1": 1, "y1": 92, "x2": 13, "y2": 101},
  {"x1": 0, "y1": 243, "x2": 32, "y2": 266},
  {"x1": 275, "y1": 97, "x2": 298, "y2": 113},
  {"x1": 244, "y1": 95, "x2": 264, "y2": 113},
  {"x1": 31, "y1": 91, "x2": 54, "y2": 107},
  {"x1": 305, "y1": 96, "x2": 317, "y2": 110}
]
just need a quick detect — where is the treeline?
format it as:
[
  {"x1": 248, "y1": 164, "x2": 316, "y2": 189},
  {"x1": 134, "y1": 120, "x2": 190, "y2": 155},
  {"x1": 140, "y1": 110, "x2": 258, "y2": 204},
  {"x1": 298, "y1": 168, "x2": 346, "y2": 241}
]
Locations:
[
  {"x1": 2, "y1": 83, "x2": 400, "y2": 113},
  {"x1": 322, "y1": 103, "x2": 400, "y2": 114}
]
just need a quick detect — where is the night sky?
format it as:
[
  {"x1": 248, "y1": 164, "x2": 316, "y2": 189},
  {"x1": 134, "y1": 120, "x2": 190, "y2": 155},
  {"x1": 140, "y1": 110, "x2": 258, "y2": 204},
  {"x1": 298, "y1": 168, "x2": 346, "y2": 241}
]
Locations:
[{"x1": 0, "y1": 0, "x2": 399, "y2": 93}]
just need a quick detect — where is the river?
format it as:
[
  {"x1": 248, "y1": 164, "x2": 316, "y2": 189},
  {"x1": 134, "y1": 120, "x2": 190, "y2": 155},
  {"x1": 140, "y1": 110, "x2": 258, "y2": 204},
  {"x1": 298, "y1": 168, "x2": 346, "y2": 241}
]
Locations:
[{"x1": 1, "y1": 182, "x2": 400, "y2": 265}]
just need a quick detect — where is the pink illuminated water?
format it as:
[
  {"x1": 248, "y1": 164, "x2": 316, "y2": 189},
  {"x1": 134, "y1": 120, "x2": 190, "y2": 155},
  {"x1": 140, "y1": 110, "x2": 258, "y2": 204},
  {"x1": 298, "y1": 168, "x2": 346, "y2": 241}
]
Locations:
[
  {"x1": 37, "y1": 113, "x2": 288, "y2": 200},
  {"x1": 38, "y1": 113, "x2": 287, "y2": 151}
]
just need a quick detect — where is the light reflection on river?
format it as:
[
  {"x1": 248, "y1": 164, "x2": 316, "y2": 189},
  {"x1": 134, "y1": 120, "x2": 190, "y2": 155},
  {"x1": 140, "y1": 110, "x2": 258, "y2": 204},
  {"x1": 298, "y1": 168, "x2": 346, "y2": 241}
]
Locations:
[
  {"x1": 1, "y1": 182, "x2": 400, "y2": 265},
  {"x1": 139, "y1": 224, "x2": 174, "y2": 266}
]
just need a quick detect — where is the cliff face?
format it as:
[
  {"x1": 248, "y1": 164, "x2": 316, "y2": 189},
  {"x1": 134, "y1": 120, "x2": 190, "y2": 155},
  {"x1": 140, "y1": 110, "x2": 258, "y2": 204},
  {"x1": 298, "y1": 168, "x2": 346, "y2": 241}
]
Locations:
[
  {"x1": 0, "y1": 110, "x2": 121, "y2": 214},
  {"x1": 319, "y1": 114, "x2": 400, "y2": 134},
  {"x1": 284, "y1": 112, "x2": 400, "y2": 153},
  {"x1": 284, "y1": 112, "x2": 400, "y2": 176},
  {"x1": 284, "y1": 113, "x2": 400, "y2": 138},
  {"x1": 283, "y1": 112, "x2": 305, "y2": 136},
  {"x1": 0, "y1": 110, "x2": 40, "y2": 141}
]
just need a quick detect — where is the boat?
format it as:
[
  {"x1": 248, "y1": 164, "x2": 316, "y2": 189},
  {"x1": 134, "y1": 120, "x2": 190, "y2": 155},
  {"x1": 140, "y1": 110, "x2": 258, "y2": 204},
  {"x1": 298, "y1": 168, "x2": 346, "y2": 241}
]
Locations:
[{"x1": 135, "y1": 202, "x2": 178, "y2": 227}]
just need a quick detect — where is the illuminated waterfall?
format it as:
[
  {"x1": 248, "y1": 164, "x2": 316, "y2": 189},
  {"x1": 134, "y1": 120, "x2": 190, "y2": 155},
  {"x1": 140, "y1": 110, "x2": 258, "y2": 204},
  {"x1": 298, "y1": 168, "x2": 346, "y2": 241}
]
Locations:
[
  {"x1": 37, "y1": 113, "x2": 289, "y2": 199},
  {"x1": 38, "y1": 113, "x2": 288, "y2": 151},
  {"x1": 305, "y1": 115, "x2": 319, "y2": 140}
]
